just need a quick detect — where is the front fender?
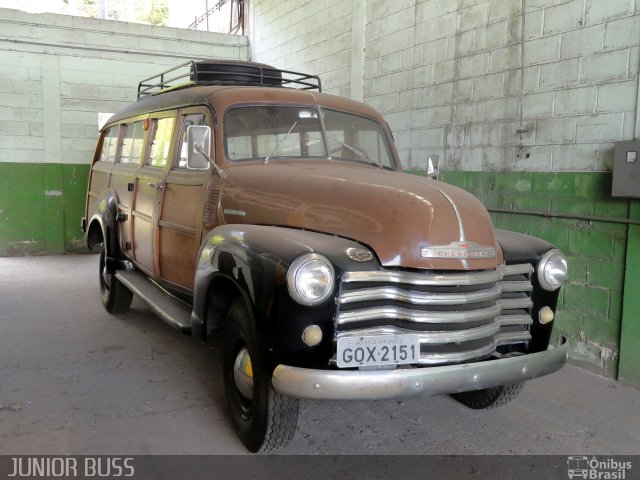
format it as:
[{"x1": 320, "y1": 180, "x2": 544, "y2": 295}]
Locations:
[
  {"x1": 192, "y1": 224, "x2": 380, "y2": 367},
  {"x1": 495, "y1": 229, "x2": 563, "y2": 352}
]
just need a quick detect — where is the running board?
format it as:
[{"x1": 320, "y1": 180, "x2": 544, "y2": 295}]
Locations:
[{"x1": 115, "y1": 270, "x2": 192, "y2": 334}]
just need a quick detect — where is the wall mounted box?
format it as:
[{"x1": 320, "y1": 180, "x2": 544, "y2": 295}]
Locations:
[{"x1": 612, "y1": 140, "x2": 640, "y2": 198}]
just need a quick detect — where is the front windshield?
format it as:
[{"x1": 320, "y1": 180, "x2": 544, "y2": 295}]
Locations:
[
  {"x1": 322, "y1": 109, "x2": 394, "y2": 169},
  {"x1": 224, "y1": 105, "x2": 396, "y2": 169}
]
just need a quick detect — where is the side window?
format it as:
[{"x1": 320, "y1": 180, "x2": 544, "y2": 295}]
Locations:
[
  {"x1": 120, "y1": 121, "x2": 145, "y2": 164},
  {"x1": 177, "y1": 114, "x2": 206, "y2": 168},
  {"x1": 99, "y1": 127, "x2": 118, "y2": 162},
  {"x1": 148, "y1": 117, "x2": 175, "y2": 167}
]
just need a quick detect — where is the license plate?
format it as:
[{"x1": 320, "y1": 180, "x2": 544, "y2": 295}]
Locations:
[{"x1": 337, "y1": 334, "x2": 420, "y2": 368}]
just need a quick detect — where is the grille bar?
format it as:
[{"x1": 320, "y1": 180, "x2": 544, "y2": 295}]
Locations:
[
  {"x1": 500, "y1": 280, "x2": 533, "y2": 292},
  {"x1": 339, "y1": 285, "x2": 501, "y2": 306},
  {"x1": 341, "y1": 264, "x2": 533, "y2": 286},
  {"x1": 497, "y1": 314, "x2": 533, "y2": 326},
  {"x1": 497, "y1": 297, "x2": 534, "y2": 310},
  {"x1": 496, "y1": 330, "x2": 532, "y2": 345},
  {"x1": 501, "y1": 264, "x2": 535, "y2": 276},
  {"x1": 341, "y1": 269, "x2": 503, "y2": 286},
  {"x1": 336, "y1": 321, "x2": 500, "y2": 345},
  {"x1": 336, "y1": 304, "x2": 501, "y2": 325}
]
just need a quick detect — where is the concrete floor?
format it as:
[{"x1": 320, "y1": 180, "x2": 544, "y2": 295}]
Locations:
[{"x1": 0, "y1": 254, "x2": 638, "y2": 455}]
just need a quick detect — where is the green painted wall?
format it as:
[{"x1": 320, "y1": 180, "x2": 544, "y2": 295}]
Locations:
[
  {"x1": 618, "y1": 202, "x2": 640, "y2": 387},
  {"x1": 0, "y1": 163, "x2": 90, "y2": 256},
  {"x1": 435, "y1": 170, "x2": 635, "y2": 380},
  {"x1": 0, "y1": 7, "x2": 248, "y2": 255}
]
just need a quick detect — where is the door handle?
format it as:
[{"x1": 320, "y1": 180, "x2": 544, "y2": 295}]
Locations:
[{"x1": 147, "y1": 182, "x2": 164, "y2": 190}]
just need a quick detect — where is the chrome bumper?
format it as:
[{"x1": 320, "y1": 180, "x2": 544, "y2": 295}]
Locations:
[{"x1": 272, "y1": 337, "x2": 568, "y2": 400}]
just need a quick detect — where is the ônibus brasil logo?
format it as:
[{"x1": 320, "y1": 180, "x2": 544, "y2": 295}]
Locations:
[{"x1": 567, "y1": 456, "x2": 632, "y2": 480}]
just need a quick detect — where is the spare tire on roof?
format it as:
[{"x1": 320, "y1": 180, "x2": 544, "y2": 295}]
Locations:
[{"x1": 190, "y1": 60, "x2": 283, "y2": 87}]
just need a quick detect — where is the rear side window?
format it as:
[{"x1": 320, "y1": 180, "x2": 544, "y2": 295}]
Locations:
[
  {"x1": 148, "y1": 117, "x2": 175, "y2": 167},
  {"x1": 99, "y1": 127, "x2": 118, "y2": 162},
  {"x1": 120, "y1": 121, "x2": 145, "y2": 164}
]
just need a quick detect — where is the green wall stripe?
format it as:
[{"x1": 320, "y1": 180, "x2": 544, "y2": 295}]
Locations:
[
  {"x1": 618, "y1": 202, "x2": 640, "y2": 387},
  {"x1": 0, "y1": 163, "x2": 89, "y2": 256},
  {"x1": 435, "y1": 169, "x2": 635, "y2": 381}
]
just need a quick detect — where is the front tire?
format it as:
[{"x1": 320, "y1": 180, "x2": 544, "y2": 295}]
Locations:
[
  {"x1": 451, "y1": 382, "x2": 524, "y2": 409},
  {"x1": 223, "y1": 297, "x2": 299, "y2": 453},
  {"x1": 98, "y1": 243, "x2": 133, "y2": 314}
]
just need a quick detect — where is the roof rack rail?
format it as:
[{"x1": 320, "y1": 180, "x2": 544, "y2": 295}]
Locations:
[{"x1": 137, "y1": 60, "x2": 322, "y2": 99}]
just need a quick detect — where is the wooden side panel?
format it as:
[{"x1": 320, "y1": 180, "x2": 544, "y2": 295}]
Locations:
[
  {"x1": 158, "y1": 227, "x2": 197, "y2": 289},
  {"x1": 131, "y1": 170, "x2": 165, "y2": 275},
  {"x1": 134, "y1": 181, "x2": 158, "y2": 218},
  {"x1": 161, "y1": 184, "x2": 201, "y2": 226},
  {"x1": 87, "y1": 162, "x2": 112, "y2": 224},
  {"x1": 87, "y1": 197, "x2": 96, "y2": 221},
  {"x1": 109, "y1": 164, "x2": 138, "y2": 256},
  {"x1": 110, "y1": 171, "x2": 135, "y2": 208},
  {"x1": 132, "y1": 212, "x2": 154, "y2": 270},
  {"x1": 158, "y1": 183, "x2": 203, "y2": 290},
  {"x1": 89, "y1": 162, "x2": 111, "y2": 194}
]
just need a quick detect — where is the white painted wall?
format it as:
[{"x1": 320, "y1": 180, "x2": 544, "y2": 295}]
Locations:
[
  {"x1": 250, "y1": 0, "x2": 640, "y2": 172},
  {"x1": 0, "y1": 7, "x2": 249, "y2": 166}
]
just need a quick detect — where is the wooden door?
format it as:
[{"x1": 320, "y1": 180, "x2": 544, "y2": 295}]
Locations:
[
  {"x1": 130, "y1": 113, "x2": 177, "y2": 277},
  {"x1": 109, "y1": 117, "x2": 147, "y2": 257},
  {"x1": 157, "y1": 107, "x2": 217, "y2": 291}
]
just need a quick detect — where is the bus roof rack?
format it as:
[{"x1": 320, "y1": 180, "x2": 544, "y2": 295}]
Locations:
[{"x1": 137, "y1": 60, "x2": 322, "y2": 99}]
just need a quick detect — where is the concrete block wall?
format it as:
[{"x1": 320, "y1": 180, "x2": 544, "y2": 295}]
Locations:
[
  {"x1": 0, "y1": 8, "x2": 249, "y2": 255},
  {"x1": 251, "y1": 0, "x2": 640, "y2": 379},
  {"x1": 366, "y1": 0, "x2": 640, "y2": 172},
  {"x1": 250, "y1": 0, "x2": 357, "y2": 99},
  {"x1": 251, "y1": 0, "x2": 639, "y2": 171}
]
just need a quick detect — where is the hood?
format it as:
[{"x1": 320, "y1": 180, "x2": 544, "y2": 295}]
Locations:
[{"x1": 219, "y1": 161, "x2": 501, "y2": 270}]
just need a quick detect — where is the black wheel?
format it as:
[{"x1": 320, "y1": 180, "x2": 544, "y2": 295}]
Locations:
[
  {"x1": 98, "y1": 243, "x2": 133, "y2": 314},
  {"x1": 223, "y1": 297, "x2": 299, "y2": 453},
  {"x1": 451, "y1": 382, "x2": 524, "y2": 409}
]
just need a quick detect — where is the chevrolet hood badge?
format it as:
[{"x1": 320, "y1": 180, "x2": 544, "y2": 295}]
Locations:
[{"x1": 421, "y1": 241, "x2": 496, "y2": 259}]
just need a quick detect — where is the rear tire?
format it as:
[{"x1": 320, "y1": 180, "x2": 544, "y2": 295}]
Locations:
[
  {"x1": 223, "y1": 297, "x2": 298, "y2": 453},
  {"x1": 451, "y1": 383, "x2": 524, "y2": 409},
  {"x1": 99, "y1": 243, "x2": 133, "y2": 314}
]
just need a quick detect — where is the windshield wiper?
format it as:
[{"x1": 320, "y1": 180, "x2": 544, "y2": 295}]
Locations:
[
  {"x1": 333, "y1": 140, "x2": 385, "y2": 169},
  {"x1": 264, "y1": 121, "x2": 298, "y2": 163}
]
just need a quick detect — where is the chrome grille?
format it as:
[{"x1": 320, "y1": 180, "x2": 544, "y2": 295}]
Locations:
[{"x1": 335, "y1": 264, "x2": 534, "y2": 366}]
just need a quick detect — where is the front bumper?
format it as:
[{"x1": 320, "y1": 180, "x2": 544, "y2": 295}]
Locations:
[{"x1": 272, "y1": 337, "x2": 568, "y2": 400}]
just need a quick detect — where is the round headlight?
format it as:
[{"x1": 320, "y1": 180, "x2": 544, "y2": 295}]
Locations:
[
  {"x1": 537, "y1": 249, "x2": 568, "y2": 291},
  {"x1": 287, "y1": 253, "x2": 335, "y2": 306}
]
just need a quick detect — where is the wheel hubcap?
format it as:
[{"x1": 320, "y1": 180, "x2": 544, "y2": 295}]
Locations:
[{"x1": 233, "y1": 347, "x2": 254, "y2": 400}]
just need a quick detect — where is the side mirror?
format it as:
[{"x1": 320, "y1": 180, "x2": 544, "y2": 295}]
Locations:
[
  {"x1": 427, "y1": 154, "x2": 439, "y2": 179},
  {"x1": 187, "y1": 125, "x2": 211, "y2": 170}
]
